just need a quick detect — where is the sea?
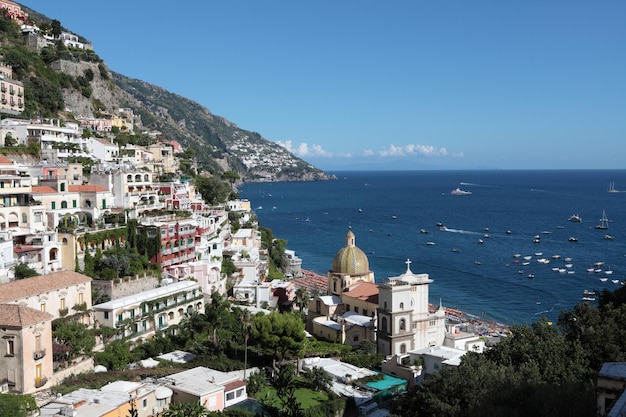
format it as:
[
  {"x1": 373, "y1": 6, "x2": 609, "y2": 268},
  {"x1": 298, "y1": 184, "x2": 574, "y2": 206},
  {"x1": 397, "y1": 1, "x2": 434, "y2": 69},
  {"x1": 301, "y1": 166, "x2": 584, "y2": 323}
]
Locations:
[{"x1": 239, "y1": 170, "x2": 626, "y2": 326}]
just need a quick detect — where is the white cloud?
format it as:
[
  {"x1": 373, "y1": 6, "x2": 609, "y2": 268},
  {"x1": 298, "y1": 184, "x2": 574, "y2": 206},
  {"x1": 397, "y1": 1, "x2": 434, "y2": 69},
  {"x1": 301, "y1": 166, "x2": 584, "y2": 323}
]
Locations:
[
  {"x1": 276, "y1": 140, "x2": 332, "y2": 157},
  {"x1": 277, "y1": 140, "x2": 461, "y2": 160},
  {"x1": 378, "y1": 144, "x2": 455, "y2": 158}
]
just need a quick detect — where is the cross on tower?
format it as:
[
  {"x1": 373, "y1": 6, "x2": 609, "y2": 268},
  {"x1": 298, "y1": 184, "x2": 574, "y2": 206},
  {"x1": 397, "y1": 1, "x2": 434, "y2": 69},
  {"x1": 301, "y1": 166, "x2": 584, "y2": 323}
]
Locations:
[{"x1": 405, "y1": 258, "x2": 412, "y2": 272}]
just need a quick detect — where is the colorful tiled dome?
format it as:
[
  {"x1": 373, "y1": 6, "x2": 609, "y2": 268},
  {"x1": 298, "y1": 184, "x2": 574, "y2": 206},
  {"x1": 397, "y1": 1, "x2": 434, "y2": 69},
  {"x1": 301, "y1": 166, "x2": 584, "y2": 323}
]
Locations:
[{"x1": 331, "y1": 230, "x2": 369, "y2": 274}]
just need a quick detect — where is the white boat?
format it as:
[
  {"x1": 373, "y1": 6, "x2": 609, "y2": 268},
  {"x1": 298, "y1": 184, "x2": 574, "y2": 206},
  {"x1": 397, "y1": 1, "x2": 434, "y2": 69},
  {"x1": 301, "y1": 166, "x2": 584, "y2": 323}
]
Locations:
[
  {"x1": 595, "y1": 210, "x2": 609, "y2": 230},
  {"x1": 568, "y1": 237, "x2": 578, "y2": 242},
  {"x1": 568, "y1": 214, "x2": 582, "y2": 222},
  {"x1": 608, "y1": 182, "x2": 620, "y2": 193},
  {"x1": 582, "y1": 296, "x2": 596, "y2": 302},
  {"x1": 426, "y1": 241, "x2": 435, "y2": 246},
  {"x1": 451, "y1": 187, "x2": 472, "y2": 196},
  {"x1": 600, "y1": 277, "x2": 608, "y2": 282},
  {"x1": 612, "y1": 279, "x2": 620, "y2": 284},
  {"x1": 604, "y1": 234, "x2": 614, "y2": 240}
]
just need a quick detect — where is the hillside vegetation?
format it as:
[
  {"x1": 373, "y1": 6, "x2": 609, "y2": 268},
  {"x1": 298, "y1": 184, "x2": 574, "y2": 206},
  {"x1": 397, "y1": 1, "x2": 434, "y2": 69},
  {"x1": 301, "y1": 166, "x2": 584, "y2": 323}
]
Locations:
[{"x1": 0, "y1": 9, "x2": 332, "y2": 181}]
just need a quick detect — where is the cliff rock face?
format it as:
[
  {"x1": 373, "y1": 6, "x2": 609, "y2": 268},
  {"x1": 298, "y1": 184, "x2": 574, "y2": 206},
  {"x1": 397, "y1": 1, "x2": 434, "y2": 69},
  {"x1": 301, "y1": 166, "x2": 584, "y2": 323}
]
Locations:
[{"x1": 53, "y1": 60, "x2": 332, "y2": 182}]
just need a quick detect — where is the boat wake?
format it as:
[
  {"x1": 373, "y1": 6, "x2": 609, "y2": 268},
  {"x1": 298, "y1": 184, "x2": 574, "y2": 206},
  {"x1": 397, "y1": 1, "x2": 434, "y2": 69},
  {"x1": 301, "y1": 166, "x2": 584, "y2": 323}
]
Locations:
[{"x1": 440, "y1": 227, "x2": 482, "y2": 235}]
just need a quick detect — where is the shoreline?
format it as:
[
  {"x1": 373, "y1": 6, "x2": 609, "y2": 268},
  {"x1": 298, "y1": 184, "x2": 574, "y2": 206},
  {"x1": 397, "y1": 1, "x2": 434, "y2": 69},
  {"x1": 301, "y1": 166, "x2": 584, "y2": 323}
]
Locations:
[{"x1": 296, "y1": 269, "x2": 511, "y2": 335}]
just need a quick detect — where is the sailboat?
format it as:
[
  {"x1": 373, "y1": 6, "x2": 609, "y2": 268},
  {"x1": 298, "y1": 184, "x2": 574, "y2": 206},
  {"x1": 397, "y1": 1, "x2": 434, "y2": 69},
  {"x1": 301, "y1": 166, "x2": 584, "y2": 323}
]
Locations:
[
  {"x1": 608, "y1": 182, "x2": 620, "y2": 193},
  {"x1": 595, "y1": 210, "x2": 609, "y2": 230}
]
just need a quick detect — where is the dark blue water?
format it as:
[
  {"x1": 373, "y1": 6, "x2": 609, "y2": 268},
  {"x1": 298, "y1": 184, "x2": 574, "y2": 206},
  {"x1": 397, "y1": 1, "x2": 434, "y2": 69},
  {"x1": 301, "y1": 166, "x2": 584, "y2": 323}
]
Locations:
[{"x1": 240, "y1": 170, "x2": 626, "y2": 325}]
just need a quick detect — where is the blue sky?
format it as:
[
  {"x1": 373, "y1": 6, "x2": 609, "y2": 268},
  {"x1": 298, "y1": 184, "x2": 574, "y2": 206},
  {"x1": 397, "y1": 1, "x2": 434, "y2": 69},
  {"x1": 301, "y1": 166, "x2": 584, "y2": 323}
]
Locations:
[{"x1": 23, "y1": 1, "x2": 626, "y2": 170}]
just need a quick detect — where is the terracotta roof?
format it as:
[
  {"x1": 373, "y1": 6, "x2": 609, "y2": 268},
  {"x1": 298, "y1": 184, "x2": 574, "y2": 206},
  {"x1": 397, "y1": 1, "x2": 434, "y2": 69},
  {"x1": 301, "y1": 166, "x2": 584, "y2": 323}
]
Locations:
[
  {"x1": 223, "y1": 380, "x2": 246, "y2": 391},
  {"x1": 0, "y1": 271, "x2": 91, "y2": 303},
  {"x1": 292, "y1": 270, "x2": 328, "y2": 294},
  {"x1": 32, "y1": 186, "x2": 57, "y2": 193},
  {"x1": 0, "y1": 156, "x2": 14, "y2": 164},
  {"x1": 343, "y1": 281, "x2": 379, "y2": 304},
  {"x1": 14, "y1": 246, "x2": 40, "y2": 253},
  {"x1": 68, "y1": 184, "x2": 108, "y2": 192},
  {"x1": 0, "y1": 304, "x2": 53, "y2": 327}
]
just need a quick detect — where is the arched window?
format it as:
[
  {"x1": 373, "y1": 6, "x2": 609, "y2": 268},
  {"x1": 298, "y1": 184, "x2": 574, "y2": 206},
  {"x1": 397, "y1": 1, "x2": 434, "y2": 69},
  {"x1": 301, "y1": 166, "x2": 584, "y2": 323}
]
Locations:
[
  {"x1": 168, "y1": 312, "x2": 174, "y2": 320},
  {"x1": 383, "y1": 302, "x2": 388, "y2": 310},
  {"x1": 61, "y1": 201, "x2": 68, "y2": 208},
  {"x1": 381, "y1": 317, "x2": 388, "y2": 333},
  {"x1": 399, "y1": 318, "x2": 406, "y2": 331},
  {"x1": 400, "y1": 344, "x2": 407, "y2": 354},
  {"x1": 400, "y1": 302, "x2": 404, "y2": 310}
]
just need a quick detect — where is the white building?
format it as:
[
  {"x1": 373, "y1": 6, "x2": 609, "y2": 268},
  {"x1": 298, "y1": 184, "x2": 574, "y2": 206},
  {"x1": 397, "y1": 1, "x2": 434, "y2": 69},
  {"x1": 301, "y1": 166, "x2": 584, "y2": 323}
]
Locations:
[
  {"x1": 377, "y1": 260, "x2": 446, "y2": 356},
  {"x1": 92, "y1": 281, "x2": 204, "y2": 343}
]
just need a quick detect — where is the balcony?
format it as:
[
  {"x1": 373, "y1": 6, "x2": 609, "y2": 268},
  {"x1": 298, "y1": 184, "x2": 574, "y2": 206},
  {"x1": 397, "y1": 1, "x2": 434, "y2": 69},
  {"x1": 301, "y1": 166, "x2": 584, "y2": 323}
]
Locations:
[
  {"x1": 34, "y1": 376, "x2": 48, "y2": 388},
  {"x1": 33, "y1": 349, "x2": 46, "y2": 360}
]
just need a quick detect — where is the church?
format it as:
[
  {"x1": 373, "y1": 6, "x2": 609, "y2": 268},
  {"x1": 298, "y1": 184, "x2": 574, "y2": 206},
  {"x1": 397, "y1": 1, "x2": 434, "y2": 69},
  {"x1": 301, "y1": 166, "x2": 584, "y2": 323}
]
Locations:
[{"x1": 306, "y1": 230, "x2": 446, "y2": 355}]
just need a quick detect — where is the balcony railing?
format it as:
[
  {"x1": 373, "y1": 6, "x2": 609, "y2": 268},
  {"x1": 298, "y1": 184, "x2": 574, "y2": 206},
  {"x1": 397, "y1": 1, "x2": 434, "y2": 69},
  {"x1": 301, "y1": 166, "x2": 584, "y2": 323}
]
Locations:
[
  {"x1": 33, "y1": 349, "x2": 46, "y2": 360},
  {"x1": 34, "y1": 376, "x2": 48, "y2": 388}
]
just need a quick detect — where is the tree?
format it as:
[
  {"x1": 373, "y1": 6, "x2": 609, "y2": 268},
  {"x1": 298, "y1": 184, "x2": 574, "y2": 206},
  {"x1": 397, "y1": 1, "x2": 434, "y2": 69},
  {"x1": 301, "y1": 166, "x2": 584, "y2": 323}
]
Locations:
[
  {"x1": 0, "y1": 394, "x2": 38, "y2": 417},
  {"x1": 3, "y1": 134, "x2": 17, "y2": 147},
  {"x1": 14, "y1": 263, "x2": 39, "y2": 279},
  {"x1": 303, "y1": 366, "x2": 333, "y2": 393},
  {"x1": 52, "y1": 320, "x2": 96, "y2": 360},
  {"x1": 161, "y1": 401, "x2": 210, "y2": 417},
  {"x1": 221, "y1": 171, "x2": 240, "y2": 191},
  {"x1": 294, "y1": 287, "x2": 309, "y2": 311},
  {"x1": 268, "y1": 362, "x2": 304, "y2": 417},
  {"x1": 251, "y1": 312, "x2": 305, "y2": 359},
  {"x1": 194, "y1": 176, "x2": 231, "y2": 205}
]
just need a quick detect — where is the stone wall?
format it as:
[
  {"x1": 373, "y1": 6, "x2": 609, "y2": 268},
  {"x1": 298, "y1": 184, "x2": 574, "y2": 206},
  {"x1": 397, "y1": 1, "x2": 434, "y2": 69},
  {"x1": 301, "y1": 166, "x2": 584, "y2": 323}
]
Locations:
[{"x1": 92, "y1": 274, "x2": 160, "y2": 301}]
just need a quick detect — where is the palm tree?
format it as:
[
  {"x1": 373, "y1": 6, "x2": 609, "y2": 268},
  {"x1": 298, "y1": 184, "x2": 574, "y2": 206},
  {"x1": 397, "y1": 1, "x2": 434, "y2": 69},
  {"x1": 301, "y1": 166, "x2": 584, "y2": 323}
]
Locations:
[{"x1": 294, "y1": 286, "x2": 310, "y2": 315}]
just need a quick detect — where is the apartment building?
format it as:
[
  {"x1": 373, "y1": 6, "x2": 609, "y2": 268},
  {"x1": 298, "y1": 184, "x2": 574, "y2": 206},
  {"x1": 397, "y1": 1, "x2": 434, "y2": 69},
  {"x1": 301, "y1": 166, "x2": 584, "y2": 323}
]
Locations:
[
  {"x1": 137, "y1": 218, "x2": 198, "y2": 272},
  {"x1": 90, "y1": 166, "x2": 164, "y2": 217},
  {"x1": 0, "y1": 304, "x2": 54, "y2": 394},
  {"x1": 92, "y1": 280, "x2": 204, "y2": 343},
  {"x1": 0, "y1": 271, "x2": 92, "y2": 323},
  {"x1": 0, "y1": 61, "x2": 24, "y2": 115}
]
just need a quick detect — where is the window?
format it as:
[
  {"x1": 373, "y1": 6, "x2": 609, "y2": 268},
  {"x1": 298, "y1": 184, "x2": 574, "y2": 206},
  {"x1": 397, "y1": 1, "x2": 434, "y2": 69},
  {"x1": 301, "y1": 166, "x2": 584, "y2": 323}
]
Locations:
[
  {"x1": 353, "y1": 335, "x2": 359, "y2": 342},
  {"x1": 381, "y1": 317, "x2": 388, "y2": 333},
  {"x1": 346, "y1": 304, "x2": 351, "y2": 312},
  {"x1": 316, "y1": 300, "x2": 321, "y2": 313},
  {"x1": 142, "y1": 399, "x2": 147, "y2": 408},
  {"x1": 51, "y1": 202, "x2": 56, "y2": 210},
  {"x1": 35, "y1": 335, "x2": 41, "y2": 352},
  {"x1": 117, "y1": 313, "x2": 123, "y2": 322},
  {"x1": 384, "y1": 302, "x2": 388, "y2": 310},
  {"x1": 79, "y1": 293, "x2": 84, "y2": 304},
  {"x1": 60, "y1": 183, "x2": 65, "y2": 192},
  {"x1": 21, "y1": 213, "x2": 26, "y2": 223},
  {"x1": 7, "y1": 339, "x2": 14, "y2": 356},
  {"x1": 400, "y1": 318, "x2": 406, "y2": 331},
  {"x1": 104, "y1": 311, "x2": 109, "y2": 319},
  {"x1": 130, "y1": 310, "x2": 135, "y2": 318},
  {"x1": 354, "y1": 307, "x2": 359, "y2": 314},
  {"x1": 61, "y1": 201, "x2": 68, "y2": 208},
  {"x1": 226, "y1": 392, "x2": 235, "y2": 401},
  {"x1": 40, "y1": 303, "x2": 46, "y2": 312},
  {"x1": 72, "y1": 200, "x2": 77, "y2": 208},
  {"x1": 400, "y1": 302, "x2": 404, "y2": 310},
  {"x1": 363, "y1": 309, "x2": 368, "y2": 316},
  {"x1": 60, "y1": 298, "x2": 66, "y2": 310},
  {"x1": 400, "y1": 343, "x2": 407, "y2": 354}
]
